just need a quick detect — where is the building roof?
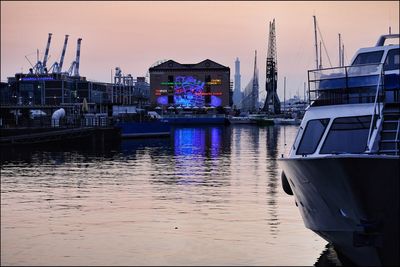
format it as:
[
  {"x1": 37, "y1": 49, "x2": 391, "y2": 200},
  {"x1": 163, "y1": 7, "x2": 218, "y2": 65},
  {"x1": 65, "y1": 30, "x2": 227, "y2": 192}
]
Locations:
[{"x1": 149, "y1": 59, "x2": 229, "y2": 72}]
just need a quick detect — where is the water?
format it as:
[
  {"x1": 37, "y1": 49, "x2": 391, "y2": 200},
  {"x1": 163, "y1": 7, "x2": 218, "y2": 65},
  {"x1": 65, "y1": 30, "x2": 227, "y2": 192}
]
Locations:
[{"x1": 1, "y1": 125, "x2": 332, "y2": 266}]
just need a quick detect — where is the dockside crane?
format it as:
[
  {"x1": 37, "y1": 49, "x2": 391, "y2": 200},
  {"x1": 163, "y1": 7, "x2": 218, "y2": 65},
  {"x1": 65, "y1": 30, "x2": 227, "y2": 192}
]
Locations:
[
  {"x1": 49, "y1": 34, "x2": 69, "y2": 74},
  {"x1": 68, "y1": 38, "x2": 82, "y2": 77},
  {"x1": 42, "y1": 33, "x2": 53, "y2": 73},
  {"x1": 32, "y1": 33, "x2": 52, "y2": 74},
  {"x1": 262, "y1": 19, "x2": 281, "y2": 114},
  {"x1": 59, "y1": 34, "x2": 69, "y2": 73}
]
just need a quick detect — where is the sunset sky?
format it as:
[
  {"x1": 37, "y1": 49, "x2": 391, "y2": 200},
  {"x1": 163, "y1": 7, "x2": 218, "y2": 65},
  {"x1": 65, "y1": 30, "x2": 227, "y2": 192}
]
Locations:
[{"x1": 1, "y1": 1, "x2": 399, "y2": 101}]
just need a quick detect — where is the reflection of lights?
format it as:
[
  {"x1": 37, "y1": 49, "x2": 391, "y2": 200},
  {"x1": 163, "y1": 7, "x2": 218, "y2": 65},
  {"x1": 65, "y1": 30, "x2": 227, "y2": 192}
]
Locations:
[
  {"x1": 174, "y1": 128, "x2": 206, "y2": 157},
  {"x1": 173, "y1": 127, "x2": 223, "y2": 184},
  {"x1": 174, "y1": 127, "x2": 222, "y2": 158},
  {"x1": 211, "y1": 127, "x2": 221, "y2": 157}
]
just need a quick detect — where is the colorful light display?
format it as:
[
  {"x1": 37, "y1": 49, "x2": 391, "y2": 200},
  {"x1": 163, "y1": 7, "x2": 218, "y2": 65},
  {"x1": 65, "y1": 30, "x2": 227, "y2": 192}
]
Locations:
[
  {"x1": 156, "y1": 76, "x2": 223, "y2": 107},
  {"x1": 174, "y1": 76, "x2": 205, "y2": 107}
]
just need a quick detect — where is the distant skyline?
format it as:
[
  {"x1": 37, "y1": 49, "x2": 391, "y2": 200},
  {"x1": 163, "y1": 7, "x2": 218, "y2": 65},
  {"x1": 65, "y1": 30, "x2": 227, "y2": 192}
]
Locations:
[{"x1": 1, "y1": 1, "x2": 399, "y2": 101}]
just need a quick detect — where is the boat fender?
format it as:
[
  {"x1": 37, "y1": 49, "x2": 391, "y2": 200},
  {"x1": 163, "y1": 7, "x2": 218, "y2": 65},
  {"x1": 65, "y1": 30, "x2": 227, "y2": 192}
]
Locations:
[{"x1": 281, "y1": 171, "x2": 293, "y2": 195}]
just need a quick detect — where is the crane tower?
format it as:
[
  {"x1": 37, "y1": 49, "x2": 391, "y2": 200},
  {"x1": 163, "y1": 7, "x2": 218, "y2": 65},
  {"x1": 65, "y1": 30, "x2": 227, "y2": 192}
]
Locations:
[{"x1": 262, "y1": 19, "x2": 281, "y2": 114}]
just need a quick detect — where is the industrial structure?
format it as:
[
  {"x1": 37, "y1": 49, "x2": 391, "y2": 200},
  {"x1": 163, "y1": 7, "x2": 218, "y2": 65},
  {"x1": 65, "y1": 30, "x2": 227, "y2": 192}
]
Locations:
[
  {"x1": 148, "y1": 59, "x2": 231, "y2": 108},
  {"x1": 48, "y1": 35, "x2": 69, "y2": 74},
  {"x1": 262, "y1": 19, "x2": 281, "y2": 114},
  {"x1": 1, "y1": 33, "x2": 150, "y2": 128},
  {"x1": 241, "y1": 50, "x2": 259, "y2": 112}
]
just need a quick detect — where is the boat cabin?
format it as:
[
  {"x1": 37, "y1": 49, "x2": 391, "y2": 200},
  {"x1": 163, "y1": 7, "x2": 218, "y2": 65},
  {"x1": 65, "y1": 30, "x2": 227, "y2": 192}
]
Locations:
[{"x1": 290, "y1": 34, "x2": 399, "y2": 158}]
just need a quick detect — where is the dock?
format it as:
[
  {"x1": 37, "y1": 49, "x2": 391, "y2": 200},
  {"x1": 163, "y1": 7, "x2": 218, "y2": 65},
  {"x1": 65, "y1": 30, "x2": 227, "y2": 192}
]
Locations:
[{"x1": 0, "y1": 126, "x2": 120, "y2": 146}]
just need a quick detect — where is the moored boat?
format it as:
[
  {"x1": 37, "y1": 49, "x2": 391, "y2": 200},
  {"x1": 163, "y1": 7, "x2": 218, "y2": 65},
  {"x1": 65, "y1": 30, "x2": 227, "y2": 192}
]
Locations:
[
  {"x1": 228, "y1": 115, "x2": 256, "y2": 124},
  {"x1": 161, "y1": 113, "x2": 228, "y2": 125},
  {"x1": 278, "y1": 34, "x2": 399, "y2": 266},
  {"x1": 114, "y1": 112, "x2": 170, "y2": 138},
  {"x1": 273, "y1": 117, "x2": 301, "y2": 125}
]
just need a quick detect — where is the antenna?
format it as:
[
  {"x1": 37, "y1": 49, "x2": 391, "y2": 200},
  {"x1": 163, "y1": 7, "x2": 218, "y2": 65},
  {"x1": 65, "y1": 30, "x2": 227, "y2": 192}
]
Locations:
[{"x1": 342, "y1": 44, "x2": 345, "y2": 66}]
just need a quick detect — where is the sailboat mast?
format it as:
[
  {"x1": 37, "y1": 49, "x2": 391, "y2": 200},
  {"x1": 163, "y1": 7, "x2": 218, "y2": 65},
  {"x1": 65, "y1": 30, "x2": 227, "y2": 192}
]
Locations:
[
  {"x1": 339, "y1": 33, "x2": 342, "y2": 67},
  {"x1": 313, "y1": 15, "x2": 319, "y2": 69}
]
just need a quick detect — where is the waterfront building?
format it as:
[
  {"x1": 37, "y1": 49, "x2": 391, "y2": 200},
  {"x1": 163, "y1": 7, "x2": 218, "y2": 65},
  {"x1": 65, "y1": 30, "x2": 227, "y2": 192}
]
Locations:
[
  {"x1": 148, "y1": 59, "x2": 231, "y2": 108},
  {"x1": 0, "y1": 72, "x2": 150, "y2": 127}
]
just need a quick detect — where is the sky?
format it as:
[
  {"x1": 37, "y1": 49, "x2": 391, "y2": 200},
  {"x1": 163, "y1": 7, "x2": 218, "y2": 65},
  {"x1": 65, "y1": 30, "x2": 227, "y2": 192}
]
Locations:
[{"x1": 1, "y1": 1, "x2": 399, "y2": 102}]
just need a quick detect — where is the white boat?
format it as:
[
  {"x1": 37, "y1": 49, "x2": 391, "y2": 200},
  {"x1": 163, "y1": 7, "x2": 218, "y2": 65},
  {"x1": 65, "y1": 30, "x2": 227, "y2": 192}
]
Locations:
[
  {"x1": 273, "y1": 117, "x2": 301, "y2": 125},
  {"x1": 228, "y1": 116, "x2": 256, "y2": 124},
  {"x1": 278, "y1": 34, "x2": 399, "y2": 266}
]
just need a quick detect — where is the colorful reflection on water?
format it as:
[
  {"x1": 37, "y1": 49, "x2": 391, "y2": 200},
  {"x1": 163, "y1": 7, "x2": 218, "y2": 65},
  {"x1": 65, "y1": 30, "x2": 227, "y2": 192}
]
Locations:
[{"x1": 1, "y1": 125, "x2": 331, "y2": 266}]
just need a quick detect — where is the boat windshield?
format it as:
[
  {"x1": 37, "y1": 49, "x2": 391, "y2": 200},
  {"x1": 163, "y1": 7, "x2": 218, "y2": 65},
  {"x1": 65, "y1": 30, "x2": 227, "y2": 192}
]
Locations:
[
  {"x1": 383, "y1": 48, "x2": 400, "y2": 71},
  {"x1": 352, "y1": 51, "x2": 384, "y2": 65},
  {"x1": 296, "y1": 118, "x2": 330, "y2": 155},
  {"x1": 320, "y1": 115, "x2": 372, "y2": 154}
]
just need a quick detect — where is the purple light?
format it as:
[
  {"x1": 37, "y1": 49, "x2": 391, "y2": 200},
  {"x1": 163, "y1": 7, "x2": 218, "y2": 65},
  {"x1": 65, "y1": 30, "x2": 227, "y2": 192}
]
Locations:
[
  {"x1": 211, "y1": 96, "x2": 222, "y2": 107},
  {"x1": 157, "y1": 96, "x2": 168, "y2": 105},
  {"x1": 21, "y1": 77, "x2": 54, "y2": 81}
]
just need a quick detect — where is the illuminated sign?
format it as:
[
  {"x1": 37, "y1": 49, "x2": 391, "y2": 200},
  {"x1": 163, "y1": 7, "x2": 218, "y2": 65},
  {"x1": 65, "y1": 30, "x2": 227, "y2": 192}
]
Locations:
[
  {"x1": 161, "y1": 79, "x2": 222, "y2": 86},
  {"x1": 207, "y1": 79, "x2": 222, "y2": 85},
  {"x1": 155, "y1": 89, "x2": 168, "y2": 96},
  {"x1": 21, "y1": 77, "x2": 54, "y2": 81}
]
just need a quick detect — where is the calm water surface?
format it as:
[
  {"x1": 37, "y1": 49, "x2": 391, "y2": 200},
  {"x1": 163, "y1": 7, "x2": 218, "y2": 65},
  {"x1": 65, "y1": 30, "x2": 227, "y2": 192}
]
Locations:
[{"x1": 1, "y1": 125, "x2": 330, "y2": 266}]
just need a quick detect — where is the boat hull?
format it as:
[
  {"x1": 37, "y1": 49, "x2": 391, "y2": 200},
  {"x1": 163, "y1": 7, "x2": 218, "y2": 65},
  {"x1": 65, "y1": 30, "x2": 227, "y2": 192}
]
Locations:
[
  {"x1": 278, "y1": 155, "x2": 399, "y2": 266},
  {"x1": 115, "y1": 121, "x2": 171, "y2": 138},
  {"x1": 228, "y1": 117, "x2": 257, "y2": 124}
]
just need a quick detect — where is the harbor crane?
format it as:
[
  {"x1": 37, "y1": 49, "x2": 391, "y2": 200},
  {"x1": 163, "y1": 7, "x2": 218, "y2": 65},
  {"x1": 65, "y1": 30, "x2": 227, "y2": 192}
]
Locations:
[
  {"x1": 49, "y1": 35, "x2": 69, "y2": 74},
  {"x1": 68, "y1": 38, "x2": 82, "y2": 77},
  {"x1": 32, "y1": 33, "x2": 53, "y2": 74},
  {"x1": 262, "y1": 19, "x2": 281, "y2": 114}
]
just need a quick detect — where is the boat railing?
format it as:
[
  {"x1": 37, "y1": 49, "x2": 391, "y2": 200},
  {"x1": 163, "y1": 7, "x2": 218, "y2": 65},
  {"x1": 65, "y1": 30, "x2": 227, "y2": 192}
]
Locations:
[
  {"x1": 308, "y1": 63, "x2": 384, "y2": 106},
  {"x1": 366, "y1": 65, "x2": 384, "y2": 152}
]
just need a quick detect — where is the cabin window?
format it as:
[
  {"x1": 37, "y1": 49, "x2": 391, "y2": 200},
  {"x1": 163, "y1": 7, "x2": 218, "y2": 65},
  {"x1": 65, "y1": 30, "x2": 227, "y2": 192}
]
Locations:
[
  {"x1": 384, "y1": 49, "x2": 400, "y2": 71},
  {"x1": 320, "y1": 115, "x2": 372, "y2": 154},
  {"x1": 296, "y1": 118, "x2": 330, "y2": 155},
  {"x1": 352, "y1": 51, "x2": 384, "y2": 65}
]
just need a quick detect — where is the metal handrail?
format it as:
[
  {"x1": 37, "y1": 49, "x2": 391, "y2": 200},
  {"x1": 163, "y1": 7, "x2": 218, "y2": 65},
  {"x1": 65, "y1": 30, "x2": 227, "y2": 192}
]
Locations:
[
  {"x1": 366, "y1": 65, "x2": 384, "y2": 152},
  {"x1": 308, "y1": 63, "x2": 382, "y2": 106}
]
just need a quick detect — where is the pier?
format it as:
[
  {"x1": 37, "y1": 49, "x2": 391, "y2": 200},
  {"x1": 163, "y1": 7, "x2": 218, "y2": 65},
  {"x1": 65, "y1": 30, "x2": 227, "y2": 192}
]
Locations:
[{"x1": 0, "y1": 126, "x2": 120, "y2": 146}]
